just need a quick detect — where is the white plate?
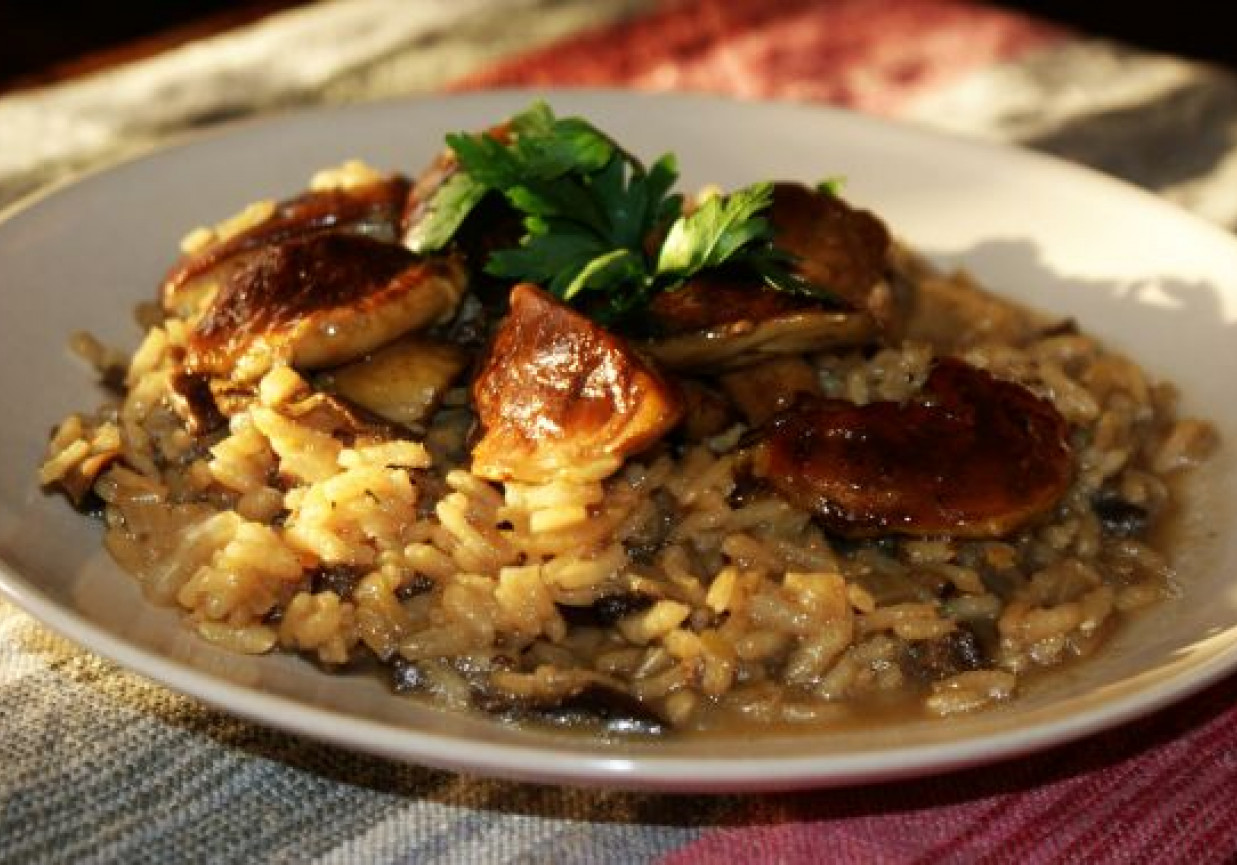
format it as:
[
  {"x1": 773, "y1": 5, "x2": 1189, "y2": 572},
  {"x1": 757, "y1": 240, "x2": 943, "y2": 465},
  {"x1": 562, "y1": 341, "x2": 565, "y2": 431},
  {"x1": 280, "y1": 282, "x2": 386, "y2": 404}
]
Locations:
[{"x1": 2, "y1": 90, "x2": 1236, "y2": 792}]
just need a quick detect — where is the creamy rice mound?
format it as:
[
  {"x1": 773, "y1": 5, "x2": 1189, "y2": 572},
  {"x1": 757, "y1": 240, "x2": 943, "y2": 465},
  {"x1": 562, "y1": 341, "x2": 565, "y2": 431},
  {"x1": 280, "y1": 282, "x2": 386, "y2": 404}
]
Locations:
[{"x1": 40, "y1": 165, "x2": 1219, "y2": 735}]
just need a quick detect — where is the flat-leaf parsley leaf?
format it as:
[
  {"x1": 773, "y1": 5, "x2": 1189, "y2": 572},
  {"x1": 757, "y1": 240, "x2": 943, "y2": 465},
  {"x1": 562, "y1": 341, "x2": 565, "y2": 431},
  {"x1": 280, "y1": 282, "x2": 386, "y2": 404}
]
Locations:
[{"x1": 408, "y1": 101, "x2": 839, "y2": 321}]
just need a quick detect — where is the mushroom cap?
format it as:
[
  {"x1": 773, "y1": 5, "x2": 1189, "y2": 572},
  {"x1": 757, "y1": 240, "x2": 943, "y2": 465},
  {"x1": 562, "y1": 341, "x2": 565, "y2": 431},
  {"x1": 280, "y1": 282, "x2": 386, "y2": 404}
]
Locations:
[
  {"x1": 471, "y1": 284, "x2": 683, "y2": 484},
  {"x1": 640, "y1": 183, "x2": 907, "y2": 370},
  {"x1": 757, "y1": 357, "x2": 1073, "y2": 538},
  {"x1": 162, "y1": 177, "x2": 410, "y2": 318},
  {"x1": 186, "y1": 233, "x2": 465, "y2": 377}
]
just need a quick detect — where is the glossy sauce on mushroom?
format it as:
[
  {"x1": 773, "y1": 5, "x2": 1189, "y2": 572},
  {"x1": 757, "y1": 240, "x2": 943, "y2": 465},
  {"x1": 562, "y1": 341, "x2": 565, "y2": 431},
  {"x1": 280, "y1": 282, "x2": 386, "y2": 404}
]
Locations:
[
  {"x1": 186, "y1": 234, "x2": 464, "y2": 374},
  {"x1": 471, "y1": 284, "x2": 684, "y2": 484},
  {"x1": 756, "y1": 357, "x2": 1072, "y2": 538}
]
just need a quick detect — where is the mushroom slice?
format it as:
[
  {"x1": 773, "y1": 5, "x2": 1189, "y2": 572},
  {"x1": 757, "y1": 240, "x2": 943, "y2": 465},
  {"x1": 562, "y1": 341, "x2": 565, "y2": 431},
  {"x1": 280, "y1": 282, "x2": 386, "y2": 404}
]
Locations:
[
  {"x1": 756, "y1": 358, "x2": 1071, "y2": 538},
  {"x1": 641, "y1": 276, "x2": 874, "y2": 371},
  {"x1": 674, "y1": 378, "x2": 737, "y2": 442},
  {"x1": 719, "y1": 355, "x2": 822, "y2": 426},
  {"x1": 163, "y1": 176, "x2": 410, "y2": 318},
  {"x1": 207, "y1": 379, "x2": 258, "y2": 420},
  {"x1": 40, "y1": 417, "x2": 125, "y2": 511},
  {"x1": 168, "y1": 370, "x2": 228, "y2": 436},
  {"x1": 281, "y1": 391, "x2": 407, "y2": 445},
  {"x1": 316, "y1": 335, "x2": 469, "y2": 428},
  {"x1": 643, "y1": 309, "x2": 875, "y2": 371},
  {"x1": 184, "y1": 234, "x2": 466, "y2": 378},
  {"x1": 640, "y1": 183, "x2": 906, "y2": 370},
  {"x1": 471, "y1": 284, "x2": 683, "y2": 484},
  {"x1": 484, "y1": 680, "x2": 668, "y2": 736},
  {"x1": 895, "y1": 247, "x2": 1050, "y2": 351},
  {"x1": 769, "y1": 182, "x2": 898, "y2": 332},
  {"x1": 556, "y1": 589, "x2": 661, "y2": 628},
  {"x1": 54, "y1": 446, "x2": 123, "y2": 510},
  {"x1": 901, "y1": 625, "x2": 988, "y2": 683}
]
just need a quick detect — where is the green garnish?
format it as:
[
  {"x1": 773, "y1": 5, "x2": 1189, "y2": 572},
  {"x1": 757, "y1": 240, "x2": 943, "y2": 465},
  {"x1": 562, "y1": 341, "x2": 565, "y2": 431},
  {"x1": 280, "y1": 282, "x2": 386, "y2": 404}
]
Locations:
[
  {"x1": 402, "y1": 170, "x2": 488, "y2": 253},
  {"x1": 816, "y1": 176, "x2": 846, "y2": 197},
  {"x1": 409, "y1": 101, "x2": 837, "y2": 321},
  {"x1": 656, "y1": 184, "x2": 774, "y2": 278}
]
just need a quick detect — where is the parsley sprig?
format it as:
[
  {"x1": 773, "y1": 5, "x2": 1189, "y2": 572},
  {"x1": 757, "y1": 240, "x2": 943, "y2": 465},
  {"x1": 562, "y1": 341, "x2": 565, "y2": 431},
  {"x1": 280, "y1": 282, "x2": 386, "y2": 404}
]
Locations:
[{"x1": 407, "y1": 102, "x2": 834, "y2": 321}]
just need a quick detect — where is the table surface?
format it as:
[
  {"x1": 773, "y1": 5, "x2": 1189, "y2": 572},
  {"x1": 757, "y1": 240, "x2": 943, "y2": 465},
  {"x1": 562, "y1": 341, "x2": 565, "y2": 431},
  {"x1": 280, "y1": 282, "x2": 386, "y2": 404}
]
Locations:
[{"x1": 3, "y1": 1, "x2": 1237, "y2": 862}]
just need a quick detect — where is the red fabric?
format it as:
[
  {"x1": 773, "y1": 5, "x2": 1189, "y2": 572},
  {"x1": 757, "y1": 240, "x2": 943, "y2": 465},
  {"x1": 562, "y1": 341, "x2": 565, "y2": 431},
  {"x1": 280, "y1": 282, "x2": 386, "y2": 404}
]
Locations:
[
  {"x1": 449, "y1": 1, "x2": 1237, "y2": 859},
  {"x1": 455, "y1": 0, "x2": 1063, "y2": 114},
  {"x1": 658, "y1": 677, "x2": 1237, "y2": 862}
]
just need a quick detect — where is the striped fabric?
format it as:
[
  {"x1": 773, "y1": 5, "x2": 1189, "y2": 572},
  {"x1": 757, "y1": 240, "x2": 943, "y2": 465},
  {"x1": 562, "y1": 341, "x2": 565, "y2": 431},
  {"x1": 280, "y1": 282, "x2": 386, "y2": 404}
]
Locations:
[{"x1": 3, "y1": 0, "x2": 1237, "y2": 861}]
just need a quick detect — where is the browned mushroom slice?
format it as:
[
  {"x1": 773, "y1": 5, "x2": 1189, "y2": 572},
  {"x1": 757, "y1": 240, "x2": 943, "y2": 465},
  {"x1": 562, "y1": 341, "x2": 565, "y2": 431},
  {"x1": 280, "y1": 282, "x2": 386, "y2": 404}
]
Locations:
[
  {"x1": 208, "y1": 378, "x2": 258, "y2": 419},
  {"x1": 641, "y1": 184, "x2": 906, "y2": 370},
  {"x1": 895, "y1": 247, "x2": 1051, "y2": 351},
  {"x1": 643, "y1": 307, "x2": 876, "y2": 371},
  {"x1": 901, "y1": 624, "x2": 988, "y2": 683},
  {"x1": 184, "y1": 234, "x2": 466, "y2": 378},
  {"x1": 675, "y1": 378, "x2": 738, "y2": 441},
  {"x1": 769, "y1": 182, "x2": 899, "y2": 332},
  {"x1": 168, "y1": 370, "x2": 228, "y2": 436},
  {"x1": 55, "y1": 449, "x2": 123, "y2": 510},
  {"x1": 163, "y1": 176, "x2": 410, "y2": 318},
  {"x1": 471, "y1": 284, "x2": 683, "y2": 484},
  {"x1": 315, "y1": 335, "x2": 469, "y2": 428},
  {"x1": 640, "y1": 276, "x2": 871, "y2": 371},
  {"x1": 280, "y1": 391, "x2": 408, "y2": 445},
  {"x1": 719, "y1": 355, "x2": 822, "y2": 426},
  {"x1": 482, "y1": 680, "x2": 668, "y2": 736},
  {"x1": 756, "y1": 358, "x2": 1071, "y2": 538},
  {"x1": 556, "y1": 590, "x2": 659, "y2": 628}
]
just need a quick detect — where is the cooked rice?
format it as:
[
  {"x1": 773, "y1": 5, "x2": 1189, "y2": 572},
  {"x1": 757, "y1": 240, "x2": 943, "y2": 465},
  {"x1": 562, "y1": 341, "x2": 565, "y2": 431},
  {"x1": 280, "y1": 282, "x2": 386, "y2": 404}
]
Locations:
[{"x1": 40, "y1": 179, "x2": 1221, "y2": 736}]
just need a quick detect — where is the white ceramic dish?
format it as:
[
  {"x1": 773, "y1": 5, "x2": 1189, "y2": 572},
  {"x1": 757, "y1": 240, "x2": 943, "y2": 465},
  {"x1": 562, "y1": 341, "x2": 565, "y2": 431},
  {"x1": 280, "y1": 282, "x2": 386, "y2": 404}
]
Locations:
[{"x1": 2, "y1": 90, "x2": 1235, "y2": 792}]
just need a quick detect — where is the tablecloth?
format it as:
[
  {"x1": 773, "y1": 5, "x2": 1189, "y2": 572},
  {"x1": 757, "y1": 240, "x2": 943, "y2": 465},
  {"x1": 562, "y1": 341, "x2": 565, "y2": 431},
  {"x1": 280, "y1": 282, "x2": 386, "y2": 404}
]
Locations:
[{"x1": 3, "y1": 1, "x2": 1237, "y2": 861}]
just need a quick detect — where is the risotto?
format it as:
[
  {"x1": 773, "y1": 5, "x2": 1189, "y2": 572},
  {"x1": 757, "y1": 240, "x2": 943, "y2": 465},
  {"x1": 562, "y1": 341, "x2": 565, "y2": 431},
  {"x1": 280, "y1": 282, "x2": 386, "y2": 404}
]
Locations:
[{"x1": 40, "y1": 104, "x2": 1218, "y2": 735}]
